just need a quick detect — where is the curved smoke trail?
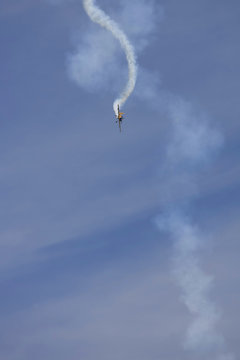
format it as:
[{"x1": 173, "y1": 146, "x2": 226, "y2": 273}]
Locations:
[{"x1": 83, "y1": 0, "x2": 137, "y2": 115}]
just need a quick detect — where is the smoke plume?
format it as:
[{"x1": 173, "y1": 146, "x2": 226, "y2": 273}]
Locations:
[
  {"x1": 82, "y1": 0, "x2": 137, "y2": 115},
  {"x1": 155, "y1": 98, "x2": 234, "y2": 359},
  {"x1": 157, "y1": 213, "x2": 222, "y2": 350}
]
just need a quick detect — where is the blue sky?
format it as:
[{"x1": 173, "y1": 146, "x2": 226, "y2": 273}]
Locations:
[{"x1": 0, "y1": 0, "x2": 239, "y2": 359}]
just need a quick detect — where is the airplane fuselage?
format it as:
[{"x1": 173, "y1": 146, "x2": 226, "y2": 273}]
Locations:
[{"x1": 115, "y1": 105, "x2": 124, "y2": 132}]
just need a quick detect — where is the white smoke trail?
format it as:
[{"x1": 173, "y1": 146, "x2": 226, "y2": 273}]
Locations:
[
  {"x1": 155, "y1": 100, "x2": 234, "y2": 359},
  {"x1": 80, "y1": 2, "x2": 233, "y2": 356},
  {"x1": 157, "y1": 213, "x2": 235, "y2": 360},
  {"x1": 82, "y1": 0, "x2": 137, "y2": 115},
  {"x1": 157, "y1": 213, "x2": 222, "y2": 351},
  {"x1": 53, "y1": 0, "x2": 234, "y2": 357}
]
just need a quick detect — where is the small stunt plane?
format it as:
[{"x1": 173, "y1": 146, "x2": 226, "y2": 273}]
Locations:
[{"x1": 116, "y1": 105, "x2": 124, "y2": 132}]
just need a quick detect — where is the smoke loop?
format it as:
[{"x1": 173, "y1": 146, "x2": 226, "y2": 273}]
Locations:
[{"x1": 83, "y1": 0, "x2": 137, "y2": 114}]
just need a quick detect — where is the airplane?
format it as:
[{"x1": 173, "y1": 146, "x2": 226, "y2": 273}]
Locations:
[{"x1": 115, "y1": 105, "x2": 124, "y2": 132}]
